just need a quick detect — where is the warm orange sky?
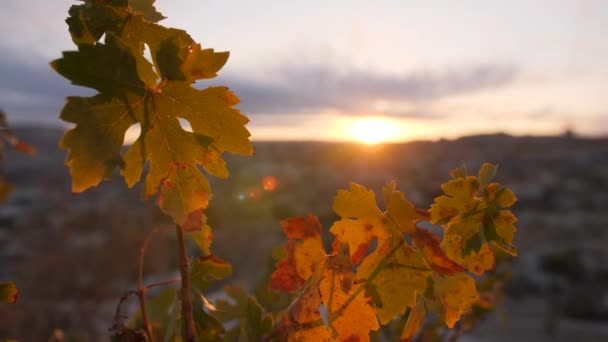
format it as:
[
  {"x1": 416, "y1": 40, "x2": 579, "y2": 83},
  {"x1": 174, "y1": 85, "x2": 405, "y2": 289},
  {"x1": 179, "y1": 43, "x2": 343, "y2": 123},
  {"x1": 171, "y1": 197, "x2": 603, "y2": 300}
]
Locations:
[{"x1": 1, "y1": 1, "x2": 607, "y2": 142}]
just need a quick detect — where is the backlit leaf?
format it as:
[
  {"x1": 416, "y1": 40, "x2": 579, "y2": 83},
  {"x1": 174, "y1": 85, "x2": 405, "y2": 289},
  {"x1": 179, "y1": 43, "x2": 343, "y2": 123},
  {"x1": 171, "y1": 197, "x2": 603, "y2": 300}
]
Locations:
[
  {"x1": 411, "y1": 228, "x2": 464, "y2": 275},
  {"x1": 0, "y1": 282, "x2": 18, "y2": 303},
  {"x1": 269, "y1": 215, "x2": 326, "y2": 293},
  {"x1": 320, "y1": 252, "x2": 380, "y2": 341},
  {"x1": 433, "y1": 273, "x2": 478, "y2": 328},
  {"x1": 53, "y1": 23, "x2": 251, "y2": 226},
  {"x1": 400, "y1": 297, "x2": 425, "y2": 342}
]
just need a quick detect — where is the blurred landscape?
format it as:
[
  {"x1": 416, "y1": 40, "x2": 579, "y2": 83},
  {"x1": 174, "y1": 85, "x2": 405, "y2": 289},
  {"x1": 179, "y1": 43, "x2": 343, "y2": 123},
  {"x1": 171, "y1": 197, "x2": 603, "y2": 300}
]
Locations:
[{"x1": 1, "y1": 126, "x2": 608, "y2": 341}]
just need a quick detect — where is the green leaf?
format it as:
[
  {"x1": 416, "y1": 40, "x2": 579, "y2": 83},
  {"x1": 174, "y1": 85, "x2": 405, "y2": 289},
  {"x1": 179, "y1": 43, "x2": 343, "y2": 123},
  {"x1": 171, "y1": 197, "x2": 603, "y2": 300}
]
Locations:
[
  {"x1": 449, "y1": 162, "x2": 467, "y2": 179},
  {"x1": 212, "y1": 286, "x2": 273, "y2": 342},
  {"x1": 464, "y1": 233, "x2": 483, "y2": 255},
  {"x1": 193, "y1": 294, "x2": 225, "y2": 342},
  {"x1": 478, "y1": 163, "x2": 497, "y2": 188},
  {"x1": 191, "y1": 255, "x2": 232, "y2": 292},
  {"x1": 0, "y1": 281, "x2": 18, "y2": 303}
]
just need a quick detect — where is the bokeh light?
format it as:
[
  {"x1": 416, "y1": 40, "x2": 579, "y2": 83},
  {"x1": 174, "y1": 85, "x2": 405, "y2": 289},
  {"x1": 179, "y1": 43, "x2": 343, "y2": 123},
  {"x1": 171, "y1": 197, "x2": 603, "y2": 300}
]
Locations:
[{"x1": 262, "y1": 175, "x2": 278, "y2": 192}]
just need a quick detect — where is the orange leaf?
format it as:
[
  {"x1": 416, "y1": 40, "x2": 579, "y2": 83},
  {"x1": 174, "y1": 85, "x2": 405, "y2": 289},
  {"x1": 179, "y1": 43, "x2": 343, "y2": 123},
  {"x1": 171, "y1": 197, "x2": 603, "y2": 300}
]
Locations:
[
  {"x1": 412, "y1": 228, "x2": 464, "y2": 275},
  {"x1": 270, "y1": 215, "x2": 326, "y2": 293}
]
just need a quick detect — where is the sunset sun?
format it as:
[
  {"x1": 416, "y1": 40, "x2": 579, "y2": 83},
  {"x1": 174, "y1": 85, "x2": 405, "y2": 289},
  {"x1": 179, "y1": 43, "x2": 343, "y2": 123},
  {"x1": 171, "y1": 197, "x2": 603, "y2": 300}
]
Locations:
[{"x1": 349, "y1": 117, "x2": 400, "y2": 144}]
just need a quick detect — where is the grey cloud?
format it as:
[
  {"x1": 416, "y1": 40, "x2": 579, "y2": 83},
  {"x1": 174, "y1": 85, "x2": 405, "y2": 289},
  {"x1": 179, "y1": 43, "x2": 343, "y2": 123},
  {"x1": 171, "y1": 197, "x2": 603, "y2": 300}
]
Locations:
[
  {"x1": 216, "y1": 63, "x2": 518, "y2": 117},
  {"x1": 0, "y1": 50, "x2": 93, "y2": 124},
  {"x1": 0, "y1": 49, "x2": 517, "y2": 124}
]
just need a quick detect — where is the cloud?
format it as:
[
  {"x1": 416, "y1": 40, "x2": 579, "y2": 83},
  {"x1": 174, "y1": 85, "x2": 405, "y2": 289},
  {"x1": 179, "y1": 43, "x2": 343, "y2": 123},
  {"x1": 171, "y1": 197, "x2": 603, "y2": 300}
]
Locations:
[
  {"x1": 0, "y1": 49, "x2": 92, "y2": 124},
  {"x1": 216, "y1": 63, "x2": 518, "y2": 117},
  {"x1": 0, "y1": 47, "x2": 517, "y2": 125}
]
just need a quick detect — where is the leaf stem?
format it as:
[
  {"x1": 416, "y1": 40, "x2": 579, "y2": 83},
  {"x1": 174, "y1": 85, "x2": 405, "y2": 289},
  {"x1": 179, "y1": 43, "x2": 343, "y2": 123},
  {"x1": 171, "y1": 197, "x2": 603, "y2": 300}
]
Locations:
[{"x1": 176, "y1": 224, "x2": 198, "y2": 342}]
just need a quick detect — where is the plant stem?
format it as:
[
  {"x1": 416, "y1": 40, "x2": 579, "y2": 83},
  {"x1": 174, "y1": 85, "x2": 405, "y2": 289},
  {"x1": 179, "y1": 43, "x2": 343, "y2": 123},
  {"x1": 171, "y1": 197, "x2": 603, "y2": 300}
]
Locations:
[
  {"x1": 137, "y1": 226, "x2": 172, "y2": 342},
  {"x1": 137, "y1": 289, "x2": 154, "y2": 342},
  {"x1": 176, "y1": 224, "x2": 198, "y2": 342},
  {"x1": 144, "y1": 278, "x2": 181, "y2": 291}
]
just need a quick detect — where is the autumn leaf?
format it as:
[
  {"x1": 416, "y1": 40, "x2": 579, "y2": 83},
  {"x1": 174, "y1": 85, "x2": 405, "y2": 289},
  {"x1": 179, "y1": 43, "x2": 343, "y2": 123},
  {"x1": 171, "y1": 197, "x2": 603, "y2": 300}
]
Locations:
[
  {"x1": 53, "y1": 14, "x2": 252, "y2": 226},
  {"x1": 277, "y1": 280, "x2": 330, "y2": 342},
  {"x1": 429, "y1": 164, "x2": 519, "y2": 273},
  {"x1": 400, "y1": 297, "x2": 426, "y2": 342},
  {"x1": 190, "y1": 255, "x2": 232, "y2": 292},
  {"x1": 383, "y1": 181, "x2": 419, "y2": 234},
  {"x1": 320, "y1": 251, "x2": 380, "y2": 341},
  {"x1": 432, "y1": 273, "x2": 478, "y2": 328},
  {"x1": 0, "y1": 281, "x2": 19, "y2": 303},
  {"x1": 329, "y1": 217, "x2": 386, "y2": 264},
  {"x1": 269, "y1": 215, "x2": 326, "y2": 293},
  {"x1": 183, "y1": 209, "x2": 213, "y2": 255},
  {"x1": 411, "y1": 227, "x2": 464, "y2": 275},
  {"x1": 357, "y1": 242, "x2": 431, "y2": 325},
  {"x1": 212, "y1": 285, "x2": 273, "y2": 342}
]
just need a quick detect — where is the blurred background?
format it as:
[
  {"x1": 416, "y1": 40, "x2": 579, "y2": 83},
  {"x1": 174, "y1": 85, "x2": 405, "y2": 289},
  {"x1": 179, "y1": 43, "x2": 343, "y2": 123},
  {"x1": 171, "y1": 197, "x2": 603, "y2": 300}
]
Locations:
[{"x1": 1, "y1": 0, "x2": 608, "y2": 341}]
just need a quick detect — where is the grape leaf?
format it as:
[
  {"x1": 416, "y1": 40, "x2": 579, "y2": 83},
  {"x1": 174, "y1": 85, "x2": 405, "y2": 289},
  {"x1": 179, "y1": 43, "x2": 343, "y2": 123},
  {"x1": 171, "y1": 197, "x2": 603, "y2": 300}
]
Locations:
[
  {"x1": 129, "y1": 0, "x2": 166, "y2": 22},
  {"x1": 212, "y1": 286, "x2": 273, "y2": 342},
  {"x1": 320, "y1": 250, "x2": 380, "y2": 341},
  {"x1": 383, "y1": 181, "x2": 419, "y2": 234},
  {"x1": 0, "y1": 178, "x2": 14, "y2": 203},
  {"x1": 0, "y1": 281, "x2": 18, "y2": 303},
  {"x1": 400, "y1": 298, "x2": 426, "y2": 342},
  {"x1": 269, "y1": 215, "x2": 326, "y2": 293},
  {"x1": 271, "y1": 176, "x2": 518, "y2": 339},
  {"x1": 429, "y1": 164, "x2": 518, "y2": 272},
  {"x1": 276, "y1": 279, "x2": 329, "y2": 342},
  {"x1": 432, "y1": 273, "x2": 478, "y2": 328},
  {"x1": 333, "y1": 182, "x2": 381, "y2": 219},
  {"x1": 329, "y1": 217, "x2": 386, "y2": 264},
  {"x1": 0, "y1": 109, "x2": 36, "y2": 159},
  {"x1": 191, "y1": 255, "x2": 232, "y2": 292},
  {"x1": 53, "y1": 26, "x2": 251, "y2": 226},
  {"x1": 411, "y1": 227, "x2": 464, "y2": 275},
  {"x1": 357, "y1": 242, "x2": 431, "y2": 325},
  {"x1": 183, "y1": 209, "x2": 214, "y2": 255}
]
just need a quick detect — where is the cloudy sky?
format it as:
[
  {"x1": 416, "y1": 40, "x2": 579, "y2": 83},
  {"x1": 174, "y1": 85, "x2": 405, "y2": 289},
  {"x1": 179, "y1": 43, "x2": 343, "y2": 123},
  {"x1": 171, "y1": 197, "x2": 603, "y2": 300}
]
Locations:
[{"x1": 1, "y1": 0, "x2": 607, "y2": 142}]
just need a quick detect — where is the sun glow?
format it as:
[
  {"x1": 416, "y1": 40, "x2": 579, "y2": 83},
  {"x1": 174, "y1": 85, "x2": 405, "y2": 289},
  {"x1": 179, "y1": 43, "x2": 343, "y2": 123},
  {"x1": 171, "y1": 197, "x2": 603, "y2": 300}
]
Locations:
[{"x1": 349, "y1": 117, "x2": 401, "y2": 144}]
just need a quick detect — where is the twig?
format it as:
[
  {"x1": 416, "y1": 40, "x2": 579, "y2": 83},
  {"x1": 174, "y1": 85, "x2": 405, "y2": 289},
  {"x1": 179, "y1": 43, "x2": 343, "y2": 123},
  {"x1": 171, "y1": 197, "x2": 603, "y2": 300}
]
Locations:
[
  {"x1": 176, "y1": 224, "x2": 198, "y2": 341},
  {"x1": 113, "y1": 290, "x2": 138, "y2": 323},
  {"x1": 144, "y1": 278, "x2": 181, "y2": 291},
  {"x1": 137, "y1": 224, "x2": 173, "y2": 342}
]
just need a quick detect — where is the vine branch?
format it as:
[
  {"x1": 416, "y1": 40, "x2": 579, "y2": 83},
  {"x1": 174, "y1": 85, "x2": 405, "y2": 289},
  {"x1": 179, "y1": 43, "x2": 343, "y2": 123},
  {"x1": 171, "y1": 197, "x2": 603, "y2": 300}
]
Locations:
[{"x1": 176, "y1": 224, "x2": 198, "y2": 342}]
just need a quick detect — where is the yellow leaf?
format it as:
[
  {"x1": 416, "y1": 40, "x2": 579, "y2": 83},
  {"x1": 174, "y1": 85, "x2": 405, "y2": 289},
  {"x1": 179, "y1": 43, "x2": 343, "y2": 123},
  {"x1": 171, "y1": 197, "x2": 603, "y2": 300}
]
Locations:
[
  {"x1": 320, "y1": 256, "x2": 379, "y2": 341},
  {"x1": 412, "y1": 227, "x2": 465, "y2": 275},
  {"x1": 494, "y1": 210, "x2": 517, "y2": 245},
  {"x1": 400, "y1": 297, "x2": 426, "y2": 342},
  {"x1": 383, "y1": 181, "x2": 418, "y2": 234},
  {"x1": 442, "y1": 239, "x2": 495, "y2": 276},
  {"x1": 357, "y1": 244, "x2": 431, "y2": 324},
  {"x1": 433, "y1": 273, "x2": 478, "y2": 328},
  {"x1": 333, "y1": 182, "x2": 380, "y2": 219},
  {"x1": 329, "y1": 216, "x2": 387, "y2": 264},
  {"x1": 270, "y1": 215, "x2": 326, "y2": 293}
]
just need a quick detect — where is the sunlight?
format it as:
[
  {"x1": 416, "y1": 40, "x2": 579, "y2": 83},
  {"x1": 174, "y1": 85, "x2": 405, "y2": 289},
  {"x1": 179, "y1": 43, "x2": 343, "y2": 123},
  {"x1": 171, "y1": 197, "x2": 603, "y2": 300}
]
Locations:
[{"x1": 349, "y1": 116, "x2": 401, "y2": 144}]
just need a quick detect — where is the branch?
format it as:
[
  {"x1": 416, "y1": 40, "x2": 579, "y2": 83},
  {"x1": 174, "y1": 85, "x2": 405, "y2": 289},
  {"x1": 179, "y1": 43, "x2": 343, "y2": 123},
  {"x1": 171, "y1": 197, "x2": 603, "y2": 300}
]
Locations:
[
  {"x1": 136, "y1": 224, "x2": 173, "y2": 342},
  {"x1": 176, "y1": 224, "x2": 198, "y2": 342}
]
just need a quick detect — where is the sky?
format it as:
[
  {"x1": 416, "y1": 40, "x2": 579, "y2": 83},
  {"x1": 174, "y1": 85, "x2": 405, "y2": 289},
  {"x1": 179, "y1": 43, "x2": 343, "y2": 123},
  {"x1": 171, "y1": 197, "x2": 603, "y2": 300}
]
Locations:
[{"x1": 1, "y1": 0, "x2": 607, "y2": 142}]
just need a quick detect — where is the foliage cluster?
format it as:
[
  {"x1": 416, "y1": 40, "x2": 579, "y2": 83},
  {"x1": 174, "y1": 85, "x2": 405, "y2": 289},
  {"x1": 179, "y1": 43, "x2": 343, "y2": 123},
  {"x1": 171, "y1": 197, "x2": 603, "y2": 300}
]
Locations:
[{"x1": 3, "y1": 1, "x2": 521, "y2": 341}]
